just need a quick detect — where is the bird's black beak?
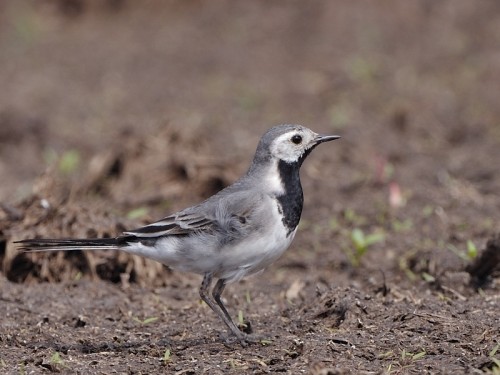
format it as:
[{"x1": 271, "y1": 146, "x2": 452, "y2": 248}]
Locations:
[{"x1": 315, "y1": 134, "x2": 341, "y2": 144}]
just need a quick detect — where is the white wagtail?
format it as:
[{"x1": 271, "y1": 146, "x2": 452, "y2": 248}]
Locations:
[{"x1": 17, "y1": 124, "x2": 340, "y2": 346}]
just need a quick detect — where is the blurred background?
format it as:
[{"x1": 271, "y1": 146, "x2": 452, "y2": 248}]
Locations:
[
  {"x1": 1, "y1": 0, "x2": 500, "y2": 282},
  {"x1": 1, "y1": 0, "x2": 498, "y2": 197}
]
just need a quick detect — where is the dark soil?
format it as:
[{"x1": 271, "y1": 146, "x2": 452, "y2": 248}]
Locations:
[{"x1": 1, "y1": 1, "x2": 499, "y2": 374}]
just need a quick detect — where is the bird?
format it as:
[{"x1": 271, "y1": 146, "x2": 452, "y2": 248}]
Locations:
[{"x1": 16, "y1": 124, "x2": 340, "y2": 346}]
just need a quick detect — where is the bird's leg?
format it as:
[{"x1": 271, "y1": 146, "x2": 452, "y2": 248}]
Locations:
[
  {"x1": 212, "y1": 278, "x2": 266, "y2": 345},
  {"x1": 211, "y1": 279, "x2": 233, "y2": 325},
  {"x1": 199, "y1": 273, "x2": 248, "y2": 346}
]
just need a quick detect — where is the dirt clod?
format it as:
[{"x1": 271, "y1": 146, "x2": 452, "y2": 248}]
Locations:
[{"x1": 466, "y1": 233, "x2": 500, "y2": 289}]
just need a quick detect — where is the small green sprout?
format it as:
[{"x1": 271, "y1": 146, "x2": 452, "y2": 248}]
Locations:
[
  {"x1": 245, "y1": 290, "x2": 252, "y2": 304},
  {"x1": 489, "y1": 343, "x2": 500, "y2": 373},
  {"x1": 401, "y1": 348, "x2": 408, "y2": 360},
  {"x1": 237, "y1": 310, "x2": 246, "y2": 328},
  {"x1": 399, "y1": 257, "x2": 417, "y2": 281},
  {"x1": 347, "y1": 228, "x2": 385, "y2": 266},
  {"x1": 50, "y1": 352, "x2": 67, "y2": 369},
  {"x1": 227, "y1": 358, "x2": 237, "y2": 369},
  {"x1": 127, "y1": 207, "x2": 149, "y2": 220},
  {"x1": 133, "y1": 316, "x2": 158, "y2": 325},
  {"x1": 163, "y1": 349, "x2": 171, "y2": 364},
  {"x1": 401, "y1": 348, "x2": 426, "y2": 362},
  {"x1": 447, "y1": 241, "x2": 479, "y2": 261},
  {"x1": 421, "y1": 272, "x2": 435, "y2": 283},
  {"x1": 490, "y1": 343, "x2": 500, "y2": 358},
  {"x1": 486, "y1": 343, "x2": 500, "y2": 375},
  {"x1": 43, "y1": 148, "x2": 81, "y2": 175},
  {"x1": 412, "y1": 351, "x2": 426, "y2": 360},
  {"x1": 466, "y1": 240, "x2": 478, "y2": 259},
  {"x1": 378, "y1": 350, "x2": 394, "y2": 359},
  {"x1": 59, "y1": 150, "x2": 80, "y2": 175}
]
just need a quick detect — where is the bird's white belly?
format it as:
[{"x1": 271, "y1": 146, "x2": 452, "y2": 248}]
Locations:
[
  {"x1": 124, "y1": 222, "x2": 296, "y2": 284},
  {"x1": 217, "y1": 223, "x2": 297, "y2": 283}
]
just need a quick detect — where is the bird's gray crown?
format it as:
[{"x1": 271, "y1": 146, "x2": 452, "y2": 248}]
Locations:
[{"x1": 249, "y1": 124, "x2": 317, "y2": 170}]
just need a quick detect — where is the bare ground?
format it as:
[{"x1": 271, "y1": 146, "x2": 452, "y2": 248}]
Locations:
[{"x1": 1, "y1": 1, "x2": 499, "y2": 374}]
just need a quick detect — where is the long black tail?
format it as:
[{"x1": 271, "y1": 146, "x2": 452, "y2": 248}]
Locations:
[{"x1": 15, "y1": 237, "x2": 131, "y2": 252}]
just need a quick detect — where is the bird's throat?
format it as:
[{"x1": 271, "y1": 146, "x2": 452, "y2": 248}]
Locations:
[{"x1": 276, "y1": 160, "x2": 304, "y2": 235}]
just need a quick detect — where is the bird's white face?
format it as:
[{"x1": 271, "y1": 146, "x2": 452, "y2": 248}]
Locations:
[{"x1": 270, "y1": 128, "x2": 319, "y2": 163}]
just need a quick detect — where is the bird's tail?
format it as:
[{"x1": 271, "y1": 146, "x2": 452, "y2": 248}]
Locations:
[{"x1": 15, "y1": 237, "x2": 129, "y2": 252}]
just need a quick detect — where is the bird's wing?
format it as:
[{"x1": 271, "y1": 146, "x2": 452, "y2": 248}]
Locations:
[
  {"x1": 124, "y1": 209, "x2": 215, "y2": 238},
  {"x1": 124, "y1": 190, "x2": 264, "y2": 240}
]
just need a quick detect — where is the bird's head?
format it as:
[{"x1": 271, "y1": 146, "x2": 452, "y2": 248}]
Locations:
[{"x1": 252, "y1": 124, "x2": 340, "y2": 167}]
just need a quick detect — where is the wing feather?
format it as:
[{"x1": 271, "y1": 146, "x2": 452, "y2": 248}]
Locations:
[
  {"x1": 124, "y1": 210, "x2": 215, "y2": 238},
  {"x1": 124, "y1": 190, "x2": 264, "y2": 240}
]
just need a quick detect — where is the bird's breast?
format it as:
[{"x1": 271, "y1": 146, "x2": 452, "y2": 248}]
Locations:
[{"x1": 217, "y1": 206, "x2": 297, "y2": 283}]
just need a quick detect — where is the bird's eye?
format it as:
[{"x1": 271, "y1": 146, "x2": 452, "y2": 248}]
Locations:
[{"x1": 291, "y1": 134, "x2": 302, "y2": 144}]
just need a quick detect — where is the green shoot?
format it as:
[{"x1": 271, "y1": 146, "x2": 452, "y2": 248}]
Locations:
[
  {"x1": 378, "y1": 350, "x2": 394, "y2": 359},
  {"x1": 133, "y1": 316, "x2": 158, "y2": 325},
  {"x1": 228, "y1": 358, "x2": 236, "y2": 369},
  {"x1": 466, "y1": 240, "x2": 478, "y2": 259},
  {"x1": 50, "y1": 352, "x2": 63, "y2": 365},
  {"x1": 490, "y1": 343, "x2": 500, "y2": 358},
  {"x1": 400, "y1": 348, "x2": 426, "y2": 363},
  {"x1": 237, "y1": 310, "x2": 245, "y2": 327},
  {"x1": 59, "y1": 150, "x2": 80, "y2": 175},
  {"x1": 447, "y1": 241, "x2": 479, "y2": 262},
  {"x1": 348, "y1": 228, "x2": 385, "y2": 266},
  {"x1": 490, "y1": 342, "x2": 500, "y2": 374},
  {"x1": 163, "y1": 349, "x2": 171, "y2": 364},
  {"x1": 488, "y1": 344, "x2": 500, "y2": 375},
  {"x1": 245, "y1": 290, "x2": 252, "y2": 304},
  {"x1": 421, "y1": 272, "x2": 435, "y2": 283},
  {"x1": 127, "y1": 207, "x2": 149, "y2": 220},
  {"x1": 399, "y1": 257, "x2": 417, "y2": 281},
  {"x1": 412, "y1": 351, "x2": 426, "y2": 360},
  {"x1": 401, "y1": 348, "x2": 408, "y2": 360}
]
